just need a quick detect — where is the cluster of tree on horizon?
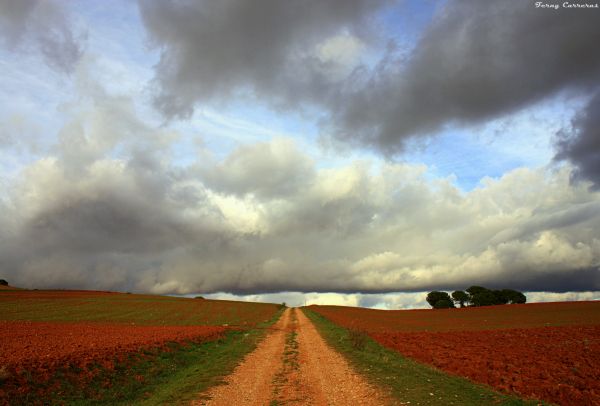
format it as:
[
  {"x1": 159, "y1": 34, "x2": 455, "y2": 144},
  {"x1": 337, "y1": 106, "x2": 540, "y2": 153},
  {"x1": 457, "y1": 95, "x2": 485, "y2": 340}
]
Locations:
[
  {"x1": 0, "y1": 279, "x2": 8, "y2": 286},
  {"x1": 426, "y1": 286, "x2": 526, "y2": 309}
]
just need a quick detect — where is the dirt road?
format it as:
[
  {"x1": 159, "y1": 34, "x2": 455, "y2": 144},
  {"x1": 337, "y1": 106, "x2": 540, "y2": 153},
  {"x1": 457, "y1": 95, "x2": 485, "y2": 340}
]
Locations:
[{"x1": 193, "y1": 307, "x2": 390, "y2": 405}]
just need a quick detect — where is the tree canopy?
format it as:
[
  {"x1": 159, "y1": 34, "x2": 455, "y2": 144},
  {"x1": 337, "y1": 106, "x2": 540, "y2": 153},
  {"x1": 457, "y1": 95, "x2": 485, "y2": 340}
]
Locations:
[
  {"x1": 451, "y1": 290, "x2": 469, "y2": 307},
  {"x1": 427, "y1": 286, "x2": 526, "y2": 309},
  {"x1": 426, "y1": 291, "x2": 455, "y2": 309}
]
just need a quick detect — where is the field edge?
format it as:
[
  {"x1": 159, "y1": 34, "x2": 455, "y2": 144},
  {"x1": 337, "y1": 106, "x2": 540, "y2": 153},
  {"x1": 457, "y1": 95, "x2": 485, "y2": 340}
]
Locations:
[
  {"x1": 302, "y1": 308, "x2": 549, "y2": 406},
  {"x1": 137, "y1": 306, "x2": 285, "y2": 406}
]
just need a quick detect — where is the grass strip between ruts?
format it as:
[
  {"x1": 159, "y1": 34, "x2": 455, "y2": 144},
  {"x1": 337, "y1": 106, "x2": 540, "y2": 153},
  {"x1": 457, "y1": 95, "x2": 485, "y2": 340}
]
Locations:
[{"x1": 302, "y1": 308, "x2": 550, "y2": 406}]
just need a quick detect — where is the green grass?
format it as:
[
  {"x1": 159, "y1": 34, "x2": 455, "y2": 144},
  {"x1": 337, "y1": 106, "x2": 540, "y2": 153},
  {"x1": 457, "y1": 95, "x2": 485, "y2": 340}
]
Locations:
[
  {"x1": 9, "y1": 309, "x2": 284, "y2": 406},
  {"x1": 303, "y1": 308, "x2": 549, "y2": 406},
  {"x1": 271, "y1": 309, "x2": 300, "y2": 404}
]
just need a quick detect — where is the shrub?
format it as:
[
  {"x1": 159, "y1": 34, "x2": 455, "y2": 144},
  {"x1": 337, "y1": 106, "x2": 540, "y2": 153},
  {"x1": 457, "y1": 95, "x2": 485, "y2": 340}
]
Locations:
[
  {"x1": 348, "y1": 328, "x2": 369, "y2": 351},
  {"x1": 0, "y1": 366, "x2": 10, "y2": 382}
]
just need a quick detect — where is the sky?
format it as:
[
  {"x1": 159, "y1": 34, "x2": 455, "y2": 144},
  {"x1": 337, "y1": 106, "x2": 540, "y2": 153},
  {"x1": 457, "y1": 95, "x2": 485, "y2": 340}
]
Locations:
[{"x1": 0, "y1": 0, "x2": 599, "y2": 309}]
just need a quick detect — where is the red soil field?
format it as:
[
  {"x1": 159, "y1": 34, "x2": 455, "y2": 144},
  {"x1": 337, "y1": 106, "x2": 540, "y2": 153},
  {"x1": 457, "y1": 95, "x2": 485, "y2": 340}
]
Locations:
[
  {"x1": 373, "y1": 326, "x2": 600, "y2": 406},
  {"x1": 0, "y1": 289, "x2": 281, "y2": 403},
  {"x1": 0, "y1": 285, "x2": 20, "y2": 290},
  {"x1": 310, "y1": 302, "x2": 600, "y2": 406},
  {"x1": 0, "y1": 320, "x2": 226, "y2": 402},
  {"x1": 0, "y1": 289, "x2": 280, "y2": 327},
  {"x1": 0, "y1": 320, "x2": 227, "y2": 366},
  {"x1": 311, "y1": 301, "x2": 600, "y2": 332}
]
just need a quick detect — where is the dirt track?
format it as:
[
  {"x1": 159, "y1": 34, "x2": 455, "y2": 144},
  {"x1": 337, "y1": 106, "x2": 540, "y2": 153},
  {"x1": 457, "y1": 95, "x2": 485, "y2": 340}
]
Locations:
[{"x1": 193, "y1": 308, "x2": 390, "y2": 405}]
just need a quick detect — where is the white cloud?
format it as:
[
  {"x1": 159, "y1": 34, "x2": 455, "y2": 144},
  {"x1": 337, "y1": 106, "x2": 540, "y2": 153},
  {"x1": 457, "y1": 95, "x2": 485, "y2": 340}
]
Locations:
[
  {"x1": 203, "y1": 290, "x2": 599, "y2": 310},
  {"x1": 314, "y1": 33, "x2": 365, "y2": 79},
  {"x1": 2, "y1": 106, "x2": 599, "y2": 295}
]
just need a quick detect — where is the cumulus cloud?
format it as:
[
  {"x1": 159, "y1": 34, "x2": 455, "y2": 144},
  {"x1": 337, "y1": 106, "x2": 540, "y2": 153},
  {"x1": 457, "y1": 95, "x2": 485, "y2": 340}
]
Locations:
[
  {"x1": 1, "y1": 85, "x2": 599, "y2": 295},
  {"x1": 0, "y1": 0, "x2": 83, "y2": 73},
  {"x1": 197, "y1": 137, "x2": 315, "y2": 199},
  {"x1": 137, "y1": 0, "x2": 388, "y2": 118},
  {"x1": 554, "y1": 90, "x2": 600, "y2": 190}
]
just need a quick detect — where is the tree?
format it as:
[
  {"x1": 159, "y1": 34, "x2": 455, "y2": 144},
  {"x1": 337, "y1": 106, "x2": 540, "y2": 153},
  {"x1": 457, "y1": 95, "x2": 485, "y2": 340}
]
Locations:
[
  {"x1": 430, "y1": 286, "x2": 526, "y2": 309},
  {"x1": 426, "y1": 291, "x2": 455, "y2": 309},
  {"x1": 451, "y1": 290, "x2": 469, "y2": 308},
  {"x1": 466, "y1": 285, "x2": 488, "y2": 296},
  {"x1": 466, "y1": 286, "x2": 499, "y2": 307},
  {"x1": 492, "y1": 290, "x2": 509, "y2": 305},
  {"x1": 0, "y1": 279, "x2": 7, "y2": 286},
  {"x1": 433, "y1": 299, "x2": 454, "y2": 309},
  {"x1": 501, "y1": 289, "x2": 526, "y2": 304}
]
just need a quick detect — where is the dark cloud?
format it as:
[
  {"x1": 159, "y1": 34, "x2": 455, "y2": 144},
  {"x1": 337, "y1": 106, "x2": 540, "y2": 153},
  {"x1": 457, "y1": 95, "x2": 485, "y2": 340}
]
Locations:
[
  {"x1": 138, "y1": 0, "x2": 389, "y2": 118},
  {"x1": 509, "y1": 267, "x2": 600, "y2": 293},
  {"x1": 329, "y1": 0, "x2": 600, "y2": 152},
  {"x1": 0, "y1": 0, "x2": 83, "y2": 73},
  {"x1": 25, "y1": 192, "x2": 194, "y2": 255},
  {"x1": 554, "y1": 90, "x2": 600, "y2": 190},
  {"x1": 139, "y1": 0, "x2": 600, "y2": 153},
  {"x1": 0, "y1": 0, "x2": 37, "y2": 45}
]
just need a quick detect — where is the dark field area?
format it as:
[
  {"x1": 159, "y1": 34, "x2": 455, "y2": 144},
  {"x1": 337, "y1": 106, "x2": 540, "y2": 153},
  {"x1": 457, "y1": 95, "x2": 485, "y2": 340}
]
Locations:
[{"x1": 0, "y1": 289, "x2": 279, "y2": 326}]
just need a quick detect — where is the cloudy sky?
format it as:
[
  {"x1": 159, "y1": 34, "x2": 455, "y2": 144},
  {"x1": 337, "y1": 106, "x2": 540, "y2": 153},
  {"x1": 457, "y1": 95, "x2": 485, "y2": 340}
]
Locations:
[{"x1": 1, "y1": 0, "x2": 599, "y2": 308}]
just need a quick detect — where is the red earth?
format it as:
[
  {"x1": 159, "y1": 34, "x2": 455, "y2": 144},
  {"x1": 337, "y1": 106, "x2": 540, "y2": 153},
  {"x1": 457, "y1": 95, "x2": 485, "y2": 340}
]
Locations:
[
  {"x1": 0, "y1": 321, "x2": 226, "y2": 402},
  {"x1": 0, "y1": 289, "x2": 280, "y2": 327},
  {"x1": 0, "y1": 289, "x2": 282, "y2": 404},
  {"x1": 310, "y1": 301, "x2": 600, "y2": 332},
  {"x1": 373, "y1": 326, "x2": 600, "y2": 406},
  {"x1": 310, "y1": 301, "x2": 600, "y2": 406}
]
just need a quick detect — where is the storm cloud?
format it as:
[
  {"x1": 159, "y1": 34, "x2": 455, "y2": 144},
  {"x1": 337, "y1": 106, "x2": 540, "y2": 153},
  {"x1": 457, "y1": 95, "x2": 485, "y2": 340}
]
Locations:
[
  {"x1": 555, "y1": 90, "x2": 600, "y2": 189},
  {"x1": 0, "y1": 0, "x2": 83, "y2": 73},
  {"x1": 139, "y1": 0, "x2": 600, "y2": 154},
  {"x1": 329, "y1": 0, "x2": 600, "y2": 152},
  {"x1": 138, "y1": 0, "x2": 388, "y2": 118}
]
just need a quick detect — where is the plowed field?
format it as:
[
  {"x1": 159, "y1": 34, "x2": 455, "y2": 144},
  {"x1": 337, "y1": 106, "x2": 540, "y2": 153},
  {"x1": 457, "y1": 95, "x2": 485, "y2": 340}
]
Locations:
[
  {"x1": 310, "y1": 301, "x2": 600, "y2": 406},
  {"x1": 0, "y1": 321, "x2": 226, "y2": 403},
  {"x1": 0, "y1": 289, "x2": 279, "y2": 326},
  {"x1": 0, "y1": 290, "x2": 281, "y2": 404},
  {"x1": 311, "y1": 301, "x2": 600, "y2": 332}
]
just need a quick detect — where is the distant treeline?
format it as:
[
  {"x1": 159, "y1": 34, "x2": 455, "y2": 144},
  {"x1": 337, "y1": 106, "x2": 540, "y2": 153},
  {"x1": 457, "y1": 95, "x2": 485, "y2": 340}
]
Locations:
[{"x1": 426, "y1": 286, "x2": 526, "y2": 309}]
